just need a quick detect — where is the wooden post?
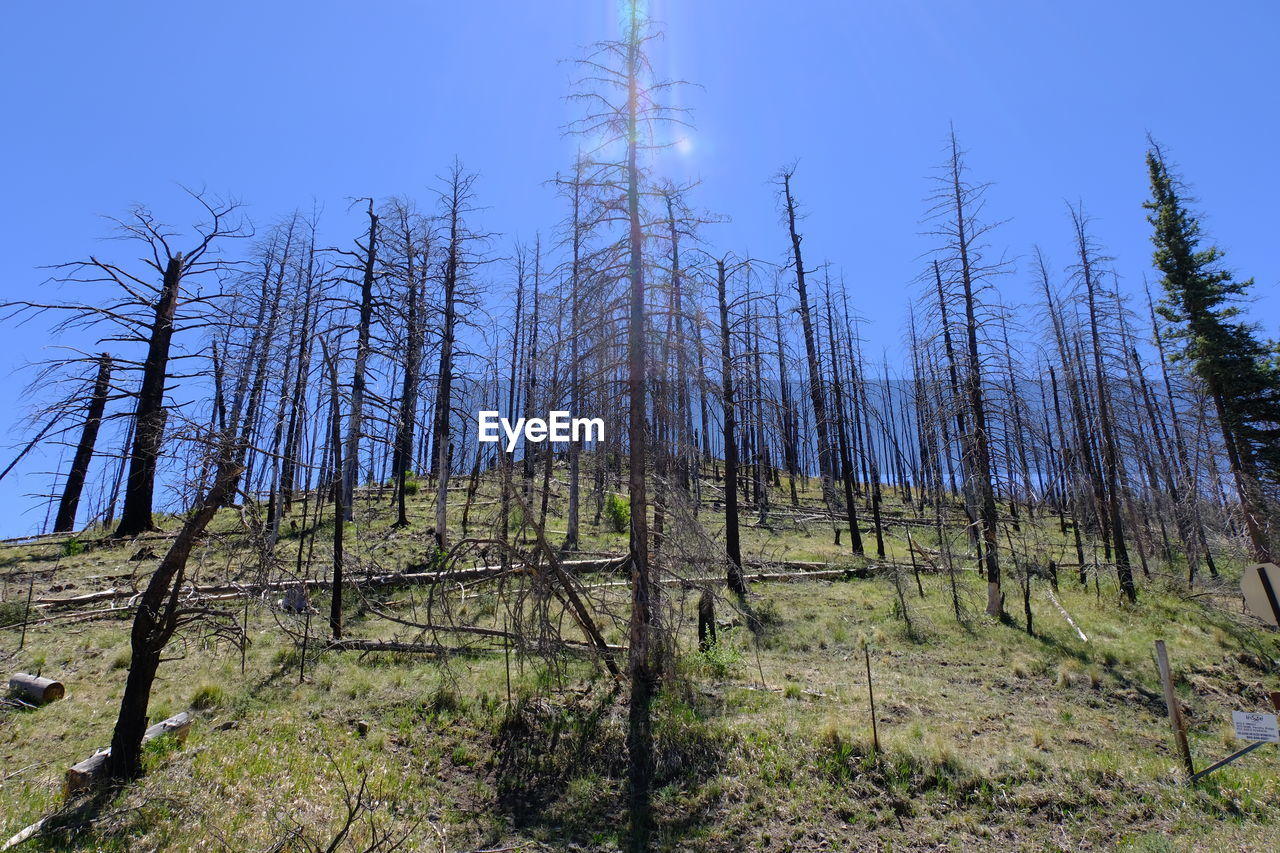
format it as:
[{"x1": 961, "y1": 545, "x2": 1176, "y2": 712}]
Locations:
[
  {"x1": 18, "y1": 575, "x2": 34, "y2": 651},
  {"x1": 907, "y1": 531, "x2": 924, "y2": 597},
  {"x1": 240, "y1": 585, "x2": 249, "y2": 676},
  {"x1": 299, "y1": 604, "x2": 311, "y2": 684},
  {"x1": 504, "y1": 613, "x2": 512, "y2": 706},
  {"x1": 864, "y1": 646, "x2": 880, "y2": 753},
  {"x1": 1155, "y1": 640, "x2": 1194, "y2": 777}
]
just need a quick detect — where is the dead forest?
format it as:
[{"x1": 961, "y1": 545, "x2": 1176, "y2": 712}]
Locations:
[{"x1": 2, "y1": 6, "x2": 1279, "y2": 853}]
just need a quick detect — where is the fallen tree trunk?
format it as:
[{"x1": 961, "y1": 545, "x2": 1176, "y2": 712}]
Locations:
[
  {"x1": 65, "y1": 712, "x2": 191, "y2": 796},
  {"x1": 30, "y1": 557, "x2": 633, "y2": 613},
  {"x1": 328, "y1": 636, "x2": 626, "y2": 659},
  {"x1": 1, "y1": 817, "x2": 48, "y2": 851},
  {"x1": 8, "y1": 674, "x2": 64, "y2": 705}
]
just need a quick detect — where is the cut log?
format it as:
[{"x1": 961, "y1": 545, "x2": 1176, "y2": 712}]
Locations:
[
  {"x1": 64, "y1": 750, "x2": 109, "y2": 796},
  {"x1": 64, "y1": 711, "x2": 192, "y2": 796},
  {"x1": 8, "y1": 673, "x2": 64, "y2": 704},
  {"x1": 143, "y1": 711, "x2": 192, "y2": 744}
]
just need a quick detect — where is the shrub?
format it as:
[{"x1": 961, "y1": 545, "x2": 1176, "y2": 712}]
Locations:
[
  {"x1": 61, "y1": 537, "x2": 85, "y2": 557},
  {"x1": 604, "y1": 493, "x2": 630, "y2": 533},
  {"x1": 696, "y1": 636, "x2": 743, "y2": 679},
  {"x1": 190, "y1": 683, "x2": 227, "y2": 710},
  {"x1": 0, "y1": 600, "x2": 26, "y2": 628}
]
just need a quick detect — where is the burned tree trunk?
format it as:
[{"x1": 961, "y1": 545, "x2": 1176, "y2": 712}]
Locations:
[
  {"x1": 325, "y1": 340, "x2": 345, "y2": 640},
  {"x1": 106, "y1": 450, "x2": 241, "y2": 780},
  {"x1": 392, "y1": 209, "x2": 425, "y2": 529},
  {"x1": 824, "y1": 286, "x2": 863, "y2": 555},
  {"x1": 779, "y1": 168, "x2": 838, "y2": 517},
  {"x1": 54, "y1": 354, "x2": 112, "y2": 533},
  {"x1": 115, "y1": 255, "x2": 184, "y2": 538},
  {"x1": 1072, "y1": 206, "x2": 1136, "y2": 602},
  {"x1": 716, "y1": 258, "x2": 747, "y2": 597},
  {"x1": 341, "y1": 203, "x2": 379, "y2": 523}
]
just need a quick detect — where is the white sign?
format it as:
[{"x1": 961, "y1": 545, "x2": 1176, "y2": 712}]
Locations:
[{"x1": 1232, "y1": 711, "x2": 1280, "y2": 743}]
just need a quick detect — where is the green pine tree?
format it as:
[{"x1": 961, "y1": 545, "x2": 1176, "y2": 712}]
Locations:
[{"x1": 1145, "y1": 140, "x2": 1279, "y2": 562}]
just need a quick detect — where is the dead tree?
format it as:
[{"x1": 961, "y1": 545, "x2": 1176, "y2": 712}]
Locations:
[
  {"x1": 337, "y1": 201, "x2": 379, "y2": 522},
  {"x1": 714, "y1": 255, "x2": 748, "y2": 597},
  {"x1": 567, "y1": 7, "x2": 690, "y2": 846},
  {"x1": 926, "y1": 130, "x2": 1004, "y2": 618},
  {"x1": 1069, "y1": 205, "x2": 1136, "y2": 601},
  {"x1": 778, "y1": 166, "x2": 839, "y2": 523},
  {"x1": 52, "y1": 353, "x2": 112, "y2": 532},
  {"x1": 430, "y1": 163, "x2": 489, "y2": 553},
  {"x1": 106, "y1": 435, "x2": 244, "y2": 780},
  {"x1": 387, "y1": 200, "x2": 429, "y2": 529}
]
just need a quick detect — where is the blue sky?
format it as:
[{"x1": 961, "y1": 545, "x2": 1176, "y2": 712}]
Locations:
[{"x1": 1, "y1": 1, "x2": 1276, "y2": 536}]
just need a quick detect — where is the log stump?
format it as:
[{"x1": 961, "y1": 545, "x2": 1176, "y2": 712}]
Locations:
[{"x1": 8, "y1": 673, "x2": 64, "y2": 705}]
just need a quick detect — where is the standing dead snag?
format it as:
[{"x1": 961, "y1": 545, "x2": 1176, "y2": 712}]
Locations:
[
  {"x1": 340, "y1": 201, "x2": 378, "y2": 523},
  {"x1": 389, "y1": 200, "x2": 428, "y2": 529},
  {"x1": 697, "y1": 588, "x2": 716, "y2": 652},
  {"x1": 567, "y1": 3, "x2": 692, "y2": 845},
  {"x1": 778, "y1": 166, "x2": 840, "y2": 528},
  {"x1": 715, "y1": 256, "x2": 748, "y2": 598},
  {"x1": 322, "y1": 337, "x2": 346, "y2": 640},
  {"x1": 53, "y1": 353, "x2": 112, "y2": 533},
  {"x1": 623, "y1": 14, "x2": 656, "y2": 848},
  {"x1": 926, "y1": 130, "x2": 1004, "y2": 619},
  {"x1": 1070, "y1": 205, "x2": 1136, "y2": 602},
  {"x1": 114, "y1": 251, "x2": 182, "y2": 537},
  {"x1": 430, "y1": 163, "x2": 488, "y2": 553}
]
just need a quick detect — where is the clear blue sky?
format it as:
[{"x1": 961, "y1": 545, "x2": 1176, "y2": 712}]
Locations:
[{"x1": 1, "y1": 1, "x2": 1276, "y2": 536}]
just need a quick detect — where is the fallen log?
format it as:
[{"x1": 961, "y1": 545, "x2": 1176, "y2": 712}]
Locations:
[
  {"x1": 1044, "y1": 588, "x2": 1088, "y2": 642},
  {"x1": 328, "y1": 636, "x2": 626, "y2": 659},
  {"x1": 64, "y1": 712, "x2": 192, "y2": 796},
  {"x1": 8, "y1": 673, "x2": 64, "y2": 704},
  {"x1": 34, "y1": 563, "x2": 524, "y2": 611},
  {"x1": 0, "y1": 606, "x2": 141, "y2": 632},
  {"x1": 1, "y1": 817, "x2": 47, "y2": 851}
]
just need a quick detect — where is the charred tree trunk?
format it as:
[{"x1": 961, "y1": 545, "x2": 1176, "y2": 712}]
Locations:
[
  {"x1": 115, "y1": 254, "x2": 184, "y2": 538},
  {"x1": 54, "y1": 354, "x2": 112, "y2": 533},
  {"x1": 780, "y1": 169, "x2": 838, "y2": 516},
  {"x1": 106, "y1": 448, "x2": 241, "y2": 780},
  {"x1": 716, "y1": 259, "x2": 747, "y2": 595},
  {"x1": 341, "y1": 204, "x2": 378, "y2": 523},
  {"x1": 392, "y1": 215, "x2": 424, "y2": 529}
]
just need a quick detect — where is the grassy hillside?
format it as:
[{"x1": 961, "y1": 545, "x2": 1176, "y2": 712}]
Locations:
[{"x1": 2, "y1": 474, "x2": 1278, "y2": 851}]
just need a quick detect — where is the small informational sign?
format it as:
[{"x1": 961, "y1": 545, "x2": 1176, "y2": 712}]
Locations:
[
  {"x1": 1232, "y1": 711, "x2": 1280, "y2": 743},
  {"x1": 1240, "y1": 563, "x2": 1280, "y2": 627}
]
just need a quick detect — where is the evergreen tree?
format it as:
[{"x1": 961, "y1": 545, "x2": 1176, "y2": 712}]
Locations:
[{"x1": 1145, "y1": 141, "x2": 1279, "y2": 562}]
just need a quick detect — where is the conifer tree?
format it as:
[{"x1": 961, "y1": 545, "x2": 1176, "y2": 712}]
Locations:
[{"x1": 1145, "y1": 142, "x2": 1279, "y2": 562}]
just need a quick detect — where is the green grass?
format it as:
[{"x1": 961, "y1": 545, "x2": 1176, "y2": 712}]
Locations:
[{"x1": 1, "y1": 469, "x2": 1278, "y2": 850}]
